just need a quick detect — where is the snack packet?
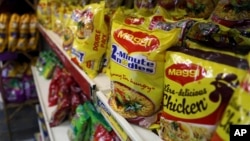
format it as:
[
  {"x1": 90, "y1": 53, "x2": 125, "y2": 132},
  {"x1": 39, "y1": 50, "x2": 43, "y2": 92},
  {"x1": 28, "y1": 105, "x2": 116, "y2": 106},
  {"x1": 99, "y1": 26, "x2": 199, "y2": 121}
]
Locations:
[
  {"x1": 0, "y1": 13, "x2": 8, "y2": 52},
  {"x1": 37, "y1": 0, "x2": 52, "y2": 29},
  {"x1": 210, "y1": 0, "x2": 250, "y2": 28},
  {"x1": 160, "y1": 40, "x2": 249, "y2": 141},
  {"x1": 71, "y1": 2, "x2": 109, "y2": 78},
  {"x1": 8, "y1": 13, "x2": 20, "y2": 52},
  {"x1": 28, "y1": 14, "x2": 38, "y2": 51},
  {"x1": 211, "y1": 53, "x2": 250, "y2": 141},
  {"x1": 109, "y1": 8, "x2": 181, "y2": 127},
  {"x1": 16, "y1": 14, "x2": 30, "y2": 51}
]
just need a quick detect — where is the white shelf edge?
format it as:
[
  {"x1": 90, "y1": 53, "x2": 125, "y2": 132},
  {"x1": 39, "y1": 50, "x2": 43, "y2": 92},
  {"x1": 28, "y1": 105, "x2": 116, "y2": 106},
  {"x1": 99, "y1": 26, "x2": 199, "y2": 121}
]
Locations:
[
  {"x1": 32, "y1": 66, "x2": 70, "y2": 141},
  {"x1": 96, "y1": 91, "x2": 162, "y2": 141}
]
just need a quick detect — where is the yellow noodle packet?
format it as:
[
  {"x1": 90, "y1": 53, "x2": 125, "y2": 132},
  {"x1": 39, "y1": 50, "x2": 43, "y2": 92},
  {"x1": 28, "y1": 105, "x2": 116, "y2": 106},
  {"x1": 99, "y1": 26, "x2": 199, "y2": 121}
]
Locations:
[
  {"x1": 16, "y1": 14, "x2": 30, "y2": 51},
  {"x1": 108, "y1": 8, "x2": 181, "y2": 126},
  {"x1": 71, "y1": 2, "x2": 109, "y2": 78}
]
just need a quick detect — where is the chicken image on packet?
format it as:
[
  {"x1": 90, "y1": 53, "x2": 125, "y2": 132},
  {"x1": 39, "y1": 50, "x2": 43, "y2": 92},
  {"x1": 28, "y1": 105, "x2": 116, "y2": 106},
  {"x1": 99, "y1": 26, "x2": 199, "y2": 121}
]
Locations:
[
  {"x1": 211, "y1": 54, "x2": 250, "y2": 141},
  {"x1": 160, "y1": 40, "x2": 249, "y2": 141},
  {"x1": 108, "y1": 8, "x2": 181, "y2": 127},
  {"x1": 70, "y1": 2, "x2": 109, "y2": 78}
]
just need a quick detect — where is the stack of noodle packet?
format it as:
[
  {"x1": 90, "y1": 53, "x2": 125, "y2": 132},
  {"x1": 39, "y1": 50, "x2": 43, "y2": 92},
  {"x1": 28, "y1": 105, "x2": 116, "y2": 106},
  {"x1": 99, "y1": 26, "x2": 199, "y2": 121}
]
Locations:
[
  {"x1": 160, "y1": 20, "x2": 250, "y2": 141},
  {"x1": 211, "y1": 53, "x2": 250, "y2": 141},
  {"x1": 108, "y1": 7, "x2": 181, "y2": 128}
]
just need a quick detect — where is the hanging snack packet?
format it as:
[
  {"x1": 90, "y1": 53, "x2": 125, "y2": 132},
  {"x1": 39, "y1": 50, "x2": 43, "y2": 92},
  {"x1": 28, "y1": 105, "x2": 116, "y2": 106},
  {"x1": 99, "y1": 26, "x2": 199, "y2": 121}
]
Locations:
[
  {"x1": 160, "y1": 41, "x2": 249, "y2": 141},
  {"x1": 8, "y1": 13, "x2": 20, "y2": 52},
  {"x1": 211, "y1": 70, "x2": 250, "y2": 140},
  {"x1": 71, "y1": 2, "x2": 109, "y2": 78},
  {"x1": 0, "y1": 13, "x2": 8, "y2": 52},
  {"x1": 16, "y1": 14, "x2": 30, "y2": 51},
  {"x1": 108, "y1": 8, "x2": 180, "y2": 127}
]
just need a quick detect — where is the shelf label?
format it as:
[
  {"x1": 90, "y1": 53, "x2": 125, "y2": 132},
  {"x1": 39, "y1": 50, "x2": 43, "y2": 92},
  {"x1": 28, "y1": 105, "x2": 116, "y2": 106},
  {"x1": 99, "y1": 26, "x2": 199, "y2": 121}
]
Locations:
[{"x1": 97, "y1": 99, "x2": 131, "y2": 141}]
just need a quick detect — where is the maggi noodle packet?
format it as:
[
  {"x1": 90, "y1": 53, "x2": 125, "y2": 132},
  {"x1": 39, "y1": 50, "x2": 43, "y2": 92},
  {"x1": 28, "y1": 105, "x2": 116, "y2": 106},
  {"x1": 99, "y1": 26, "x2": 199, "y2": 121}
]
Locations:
[
  {"x1": 211, "y1": 53, "x2": 250, "y2": 141},
  {"x1": 0, "y1": 13, "x2": 8, "y2": 52},
  {"x1": 160, "y1": 40, "x2": 249, "y2": 141},
  {"x1": 211, "y1": 71, "x2": 250, "y2": 141},
  {"x1": 71, "y1": 2, "x2": 109, "y2": 78},
  {"x1": 108, "y1": 8, "x2": 181, "y2": 127},
  {"x1": 8, "y1": 13, "x2": 20, "y2": 52},
  {"x1": 134, "y1": 0, "x2": 157, "y2": 16}
]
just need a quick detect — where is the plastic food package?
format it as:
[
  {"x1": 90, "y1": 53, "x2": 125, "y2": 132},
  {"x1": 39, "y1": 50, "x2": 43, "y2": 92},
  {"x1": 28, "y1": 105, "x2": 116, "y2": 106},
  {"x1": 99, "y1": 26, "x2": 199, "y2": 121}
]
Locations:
[
  {"x1": 108, "y1": 8, "x2": 181, "y2": 127},
  {"x1": 0, "y1": 13, "x2": 8, "y2": 52},
  {"x1": 8, "y1": 13, "x2": 20, "y2": 52},
  {"x1": 71, "y1": 2, "x2": 109, "y2": 78},
  {"x1": 3, "y1": 77, "x2": 26, "y2": 103},
  {"x1": 23, "y1": 75, "x2": 38, "y2": 100},
  {"x1": 210, "y1": 0, "x2": 250, "y2": 28},
  {"x1": 160, "y1": 41, "x2": 249, "y2": 141},
  {"x1": 16, "y1": 14, "x2": 30, "y2": 51}
]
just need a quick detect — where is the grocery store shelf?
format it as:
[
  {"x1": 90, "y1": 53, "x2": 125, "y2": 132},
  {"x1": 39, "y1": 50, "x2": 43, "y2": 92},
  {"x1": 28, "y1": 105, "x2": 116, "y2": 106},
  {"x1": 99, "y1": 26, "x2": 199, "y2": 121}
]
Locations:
[
  {"x1": 32, "y1": 67, "x2": 70, "y2": 141},
  {"x1": 96, "y1": 91, "x2": 162, "y2": 141}
]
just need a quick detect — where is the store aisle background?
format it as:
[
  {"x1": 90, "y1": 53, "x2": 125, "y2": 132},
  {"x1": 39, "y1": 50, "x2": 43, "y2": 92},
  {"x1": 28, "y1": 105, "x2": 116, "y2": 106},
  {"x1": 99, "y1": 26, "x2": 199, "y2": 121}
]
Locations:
[{"x1": 0, "y1": 97, "x2": 39, "y2": 141}]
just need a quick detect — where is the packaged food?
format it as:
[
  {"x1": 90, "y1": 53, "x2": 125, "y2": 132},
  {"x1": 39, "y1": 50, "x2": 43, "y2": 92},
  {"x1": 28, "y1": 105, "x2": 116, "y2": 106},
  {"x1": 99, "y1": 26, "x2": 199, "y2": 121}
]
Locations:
[
  {"x1": 210, "y1": 0, "x2": 250, "y2": 28},
  {"x1": 186, "y1": 21, "x2": 250, "y2": 54},
  {"x1": 28, "y1": 14, "x2": 38, "y2": 51},
  {"x1": 160, "y1": 41, "x2": 249, "y2": 141},
  {"x1": 156, "y1": 0, "x2": 187, "y2": 20},
  {"x1": 68, "y1": 104, "x2": 90, "y2": 141},
  {"x1": 109, "y1": 8, "x2": 181, "y2": 127},
  {"x1": 134, "y1": 0, "x2": 157, "y2": 16},
  {"x1": 23, "y1": 75, "x2": 37, "y2": 100},
  {"x1": 3, "y1": 77, "x2": 26, "y2": 103},
  {"x1": 186, "y1": 0, "x2": 218, "y2": 19},
  {"x1": 62, "y1": 7, "x2": 81, "y2": 52},
  {"x1": 16, "y1": 14, "x2": 30, "y2": 51},
  {"x1": 71, "y1": 2, "x2": 109, "y2": 78},
  {"x1": 8, "y1": 13, "x2": 20, "y2": 52},
  {"x1": 0, "y1": 13, "x2": 8, "y2": 52},
  {"x1": 211, "y1": 70, "x2": 250, "y2": 141},
  {"x1": 37, "y1": 0, "x2": 52, "y2": 29}
]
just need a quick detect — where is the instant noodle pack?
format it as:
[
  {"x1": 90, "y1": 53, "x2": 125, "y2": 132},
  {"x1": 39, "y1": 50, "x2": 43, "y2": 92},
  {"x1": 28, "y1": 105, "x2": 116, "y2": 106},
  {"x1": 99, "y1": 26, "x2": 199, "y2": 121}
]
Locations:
[{"x1": 37, "y1": 0, "x2": 250, "y2": 141}]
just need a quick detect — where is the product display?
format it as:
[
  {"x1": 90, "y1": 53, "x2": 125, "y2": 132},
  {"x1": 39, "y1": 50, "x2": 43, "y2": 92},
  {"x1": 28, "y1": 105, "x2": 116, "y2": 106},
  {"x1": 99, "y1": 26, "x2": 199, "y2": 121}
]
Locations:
[{"x1": 34, "y1": 0, "x2": 250, "y2": 141}]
